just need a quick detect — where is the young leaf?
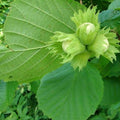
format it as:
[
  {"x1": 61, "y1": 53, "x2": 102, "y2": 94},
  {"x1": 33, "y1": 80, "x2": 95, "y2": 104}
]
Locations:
[
  {"x1": 0, "y1": 0, "x2": 84, "y2": 83},
  {"x1": 37, "y1": 63, "x2": 103, "y2": 120}
]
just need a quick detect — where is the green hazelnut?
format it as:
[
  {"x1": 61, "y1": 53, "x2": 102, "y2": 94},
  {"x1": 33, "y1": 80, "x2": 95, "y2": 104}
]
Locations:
[{"x1": 77, "y1": 23, "x2": 97, "y2": 45}]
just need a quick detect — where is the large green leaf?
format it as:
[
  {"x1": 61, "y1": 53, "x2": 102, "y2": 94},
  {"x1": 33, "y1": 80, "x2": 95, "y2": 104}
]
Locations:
[
  {"x1": 0, "y1": 0, "x2": 84, "y2": 83},
  {"x1": 0, "y1": 80, "x2": 18, "y2": 112},
  {"x1": 37, "y1": 64, "x2": 103, "y2": 120},
  {"x1": 101, "y1": 78, "x2": 120, "y2": 106}
]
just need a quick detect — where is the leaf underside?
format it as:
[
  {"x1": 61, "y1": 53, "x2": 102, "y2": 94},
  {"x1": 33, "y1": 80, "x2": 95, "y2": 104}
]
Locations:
[{"x1": 0, "y1": 0, "x2": 84, "y2": 83}]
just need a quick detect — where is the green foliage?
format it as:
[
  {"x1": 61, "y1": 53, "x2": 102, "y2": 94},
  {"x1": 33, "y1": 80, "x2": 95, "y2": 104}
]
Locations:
[
  {"x1": 89, "y1": 102, "x2": 120, "y2": 120},
  {"x1": 0, "y1": 0, "x2": 13, "y2": 47},
  {"x1": 75, "y1": 0, "x2": 111, "y2": 11},
  {"x1": 0, "y1": 0, "x2": 120, "y2": 120},
  {"x1": 108, "y1": 0, "x2": 120, "y2": 10},
  {"x1": 0, "y1": 84, "x2": 50, "y2": 120},
  {"x1": 0, "y1": 80, "x2": 18, "y2": 112},
  {"x1": 99, "y1": 9, "x2": 120, "y2": 34},
  {"x1": 0, "y1": 0, "x2": 13, "y2": 28},
  {"x1": 101, "y1": 78, "x2": 120, "y2": 106},
  {"x1": 99, "y1": 0, "x2": 120, "y2": 35},
  {"x1": 101, "y1": 55, "x2": 120, "y2": 77}
]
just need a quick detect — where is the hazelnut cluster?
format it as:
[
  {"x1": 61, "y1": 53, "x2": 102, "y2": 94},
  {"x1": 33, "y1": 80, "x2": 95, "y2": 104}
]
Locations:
[{"x1": 48, "y1": 7, "x2": 120, "y2": 70}]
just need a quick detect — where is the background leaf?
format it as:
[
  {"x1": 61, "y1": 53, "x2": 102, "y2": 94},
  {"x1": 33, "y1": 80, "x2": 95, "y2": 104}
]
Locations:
[
  {"x1": 0, "y1": 0, "x2": 85, "y2": 83},
  {"x1": 99, "y1": 9, "x2": 120, "y2": 34},
  {"x1": 108, "y1": 0, "x2": 120, "y2": 10},
  {"x1": 101, "y1": 78, "x2": 120, "y2": 106},
  {"x1": 30, "y1": 80, "x2": 40, "y2": 94},
  {"x1": 100, "y1": 55, "x2": 120, "y2": 77},
  {"x1": 75, "y1": 0, "x2": 111, "y2": 11},
  {"x1": 0, "y1": 80, "x2": 18, "y2": 112},
  {"x1": 89, "y1": 114, "x2": 107, "y2": 120},
  {"x1": 37, "y1": 64, "x2": 103, "y2": 120}
]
